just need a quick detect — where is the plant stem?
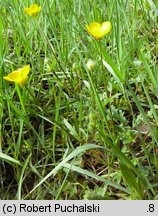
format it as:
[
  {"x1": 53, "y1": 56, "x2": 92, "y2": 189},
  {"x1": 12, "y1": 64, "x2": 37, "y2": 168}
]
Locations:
[{"x1": 15, "y1": 84, "x2": 26, "y2": 114}]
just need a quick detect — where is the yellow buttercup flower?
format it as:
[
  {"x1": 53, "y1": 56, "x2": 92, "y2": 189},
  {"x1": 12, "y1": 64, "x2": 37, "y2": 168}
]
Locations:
[
  {"x1": 24, "y1": 4, "x2": 41, "y2": 17},
  {"x1": 86, "y1": 59, "x2": 96, "y2": 70},
  {"x1": 3, "y1": 65, "x2": 30, "y2": 87},
  {"x1": 86, "y1": 21, "x2": 112, "y2": 40}
]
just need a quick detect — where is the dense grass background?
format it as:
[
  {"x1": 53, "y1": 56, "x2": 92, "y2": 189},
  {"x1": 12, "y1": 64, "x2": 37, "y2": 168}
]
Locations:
[{"x1": 0, "y1": 0, "x2": 158, "y2": 199}]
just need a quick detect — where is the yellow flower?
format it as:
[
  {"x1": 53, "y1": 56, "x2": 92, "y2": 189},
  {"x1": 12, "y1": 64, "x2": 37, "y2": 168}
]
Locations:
[
  {"x1": 24, "y1": 4, "x2": 41, "y2": 17},
  {"x1": 3, "y1": 65, "x2": 30, "y2": 87},
  {"x1": 86, "y1": 21, "x2": 112, "y2": 40}
]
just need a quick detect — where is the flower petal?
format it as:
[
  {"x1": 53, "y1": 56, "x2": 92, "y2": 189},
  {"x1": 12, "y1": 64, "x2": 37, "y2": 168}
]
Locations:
[
  {"x1": 24, "y1": 4, "x2": 41, "y2": 17},
  {"x1": 3, "y1": 65, "x2": 30, "y2": 87},
  {"x1": 101, "y1": 21, "x2": 112, "y2": 35}
]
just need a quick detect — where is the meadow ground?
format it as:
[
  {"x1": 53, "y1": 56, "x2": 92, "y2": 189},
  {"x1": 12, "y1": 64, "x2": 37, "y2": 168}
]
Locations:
[{"x1": 0, "y1": 0, "x2": 158, "y2": 199}]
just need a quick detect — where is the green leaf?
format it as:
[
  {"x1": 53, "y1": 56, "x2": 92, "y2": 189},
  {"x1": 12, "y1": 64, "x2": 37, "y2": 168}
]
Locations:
[
  {"x1": 28, "y1": 144, "x2": 102, "y2": 195},
  {"x1": 63, "y1": 118, "x2": 81, "y2": 141},
  {"x1": 102, "y1": 55, "x2": 124, "y2": 84},
  {"x1": 0, "y1": 152, "x2": 21, "y2": 166},
  {"x1": 16, "y1": 153, "x2": 31, "y2": 199},
  {"x1": 63, "y1": 163, "x2": 130, "y2": 194},
  {"x1": 128, "y1": 84, "x2": 158, "y2": 145},
  {"x1": 119, "y1": 161, "x2": 143, "y2": 199},
  {"x1": 119, "y1": 161, "x2": 137, "y2": 189}
]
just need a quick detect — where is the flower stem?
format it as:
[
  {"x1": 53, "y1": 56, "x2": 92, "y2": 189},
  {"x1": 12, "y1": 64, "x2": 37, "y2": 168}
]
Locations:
[
  {"x1": 15, "y1": 84, "x2": 26, "y2": 114},
  {"x1": 98, "y1": 40, "x2": 107, "y2": 91}
]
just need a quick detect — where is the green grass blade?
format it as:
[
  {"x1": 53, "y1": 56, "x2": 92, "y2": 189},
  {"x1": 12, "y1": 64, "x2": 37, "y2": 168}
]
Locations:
[
  {"x1": 0, "y1": 152, "x2": 21, "y2": 166},
  {"x1": 63, "y1": 162, "x2": 130, "y2": 194},
  {"x1": 28, "y1": 144, "x2": 101, "y2": 195}
]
